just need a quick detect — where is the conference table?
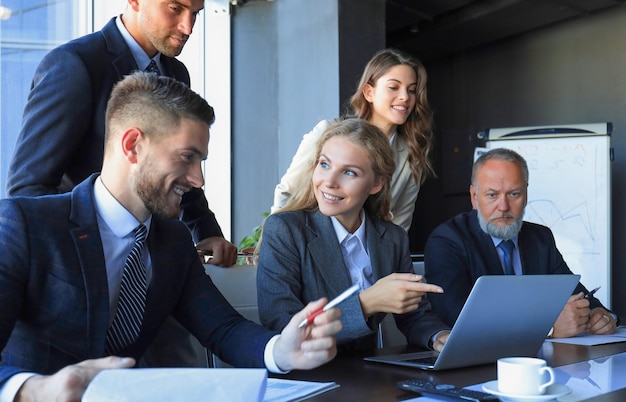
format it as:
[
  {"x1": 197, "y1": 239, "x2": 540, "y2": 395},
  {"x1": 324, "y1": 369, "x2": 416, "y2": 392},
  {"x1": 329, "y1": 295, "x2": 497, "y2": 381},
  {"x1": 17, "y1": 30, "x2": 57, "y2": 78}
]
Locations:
[{"x1": 274, "y1": 340, "x2": 626, "y2": 401}]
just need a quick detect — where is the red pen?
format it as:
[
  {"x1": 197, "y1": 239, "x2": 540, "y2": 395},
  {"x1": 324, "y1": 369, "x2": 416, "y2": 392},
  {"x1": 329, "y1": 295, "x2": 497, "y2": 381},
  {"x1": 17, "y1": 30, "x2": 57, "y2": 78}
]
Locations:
[{"x1": 298, "y1": 284, "x2": 360, "y2": 328}]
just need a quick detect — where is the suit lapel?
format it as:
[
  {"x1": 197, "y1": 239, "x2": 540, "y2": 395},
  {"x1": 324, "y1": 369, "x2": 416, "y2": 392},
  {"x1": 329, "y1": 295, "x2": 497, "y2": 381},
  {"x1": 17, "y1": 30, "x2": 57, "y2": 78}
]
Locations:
[
  {"x1": 143, "y1": 218, "x2": 180, "y2": 321},
  {"x1": 391, "y1": 135, "x2": 408, "y2": 174},
  {"x1": 102, "y1": 21, "x2": 140, "y2": 79},
  {"x1": 307, "y1": 211, "x2": 352, "y2": 296},
  {"x1": 365, "y1": 216, "x2": 391, "y2": 281},
  {"x1": 161, "y1": 56, "x2": 188, "y2": 83},
  {"x1": 69, "y1": 175, "x2": 110, "y2": 356},
  {"x1": 389, "y1": 136, "x2": 409, "y2": 201},
  {"x1": 517, "y1": 224, "x2": 538, "y2": 274}
]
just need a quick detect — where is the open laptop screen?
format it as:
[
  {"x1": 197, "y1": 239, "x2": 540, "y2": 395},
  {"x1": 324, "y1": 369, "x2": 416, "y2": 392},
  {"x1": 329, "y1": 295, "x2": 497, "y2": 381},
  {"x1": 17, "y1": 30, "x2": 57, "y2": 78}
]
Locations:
[{"x1": 365, "y1": 274, "x2": 580, "y2": 370}]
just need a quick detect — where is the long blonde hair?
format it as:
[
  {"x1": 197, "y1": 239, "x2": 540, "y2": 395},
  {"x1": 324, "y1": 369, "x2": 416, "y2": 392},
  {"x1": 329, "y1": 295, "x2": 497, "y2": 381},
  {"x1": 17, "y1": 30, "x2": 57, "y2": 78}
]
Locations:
[{"x1": 349, "y1": 48, "x2": 434, "y2": 184}]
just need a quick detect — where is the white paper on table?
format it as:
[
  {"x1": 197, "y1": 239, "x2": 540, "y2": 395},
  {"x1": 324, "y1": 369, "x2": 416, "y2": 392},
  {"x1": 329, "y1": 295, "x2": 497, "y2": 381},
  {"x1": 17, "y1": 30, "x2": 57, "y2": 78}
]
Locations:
[
  {"x1": 546, "y1": 327, "x2": 626, "y2": 346},
  {"x1": 263, "y1": 378, "x2": 339, "y2": 402},
  {"x1": 82, "y1": 368, "x2": 267, "y2": 402}
]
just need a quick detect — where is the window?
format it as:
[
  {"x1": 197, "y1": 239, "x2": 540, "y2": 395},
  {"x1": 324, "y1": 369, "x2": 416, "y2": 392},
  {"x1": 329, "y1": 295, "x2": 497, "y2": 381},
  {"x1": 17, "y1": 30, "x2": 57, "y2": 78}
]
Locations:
[
  {"x1": 0, "y1": 1, "x2": 232, "y2": 241},
  {"x1": 0, "y1": 0, "x2": 88, "y2": 198}
]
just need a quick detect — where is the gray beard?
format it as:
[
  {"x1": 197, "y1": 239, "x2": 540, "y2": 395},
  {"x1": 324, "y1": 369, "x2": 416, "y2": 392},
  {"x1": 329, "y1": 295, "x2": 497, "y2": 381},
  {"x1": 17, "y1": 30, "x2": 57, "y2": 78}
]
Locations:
[{"x1": 477, "y1": 210, "x2": 524, "y2": 240}]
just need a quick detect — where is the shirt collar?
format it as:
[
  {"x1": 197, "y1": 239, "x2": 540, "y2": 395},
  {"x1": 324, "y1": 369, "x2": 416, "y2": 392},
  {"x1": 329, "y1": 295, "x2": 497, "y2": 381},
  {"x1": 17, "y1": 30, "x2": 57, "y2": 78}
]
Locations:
[
  {"x1": 330, "y1": 210, "x2": 367, "y2": 246},
  {"x1": 94, "y1": 176, "x2": 152, "y2": 238},
  {"x1": 490, "y1": 234, "x2": 519, "y2": 250},
  {"x1": 115, "y1": 15, "x2": 162, "y2": 72},
  {"x1": 389, "y1": 131, "x2": 396, "y2": 145}
]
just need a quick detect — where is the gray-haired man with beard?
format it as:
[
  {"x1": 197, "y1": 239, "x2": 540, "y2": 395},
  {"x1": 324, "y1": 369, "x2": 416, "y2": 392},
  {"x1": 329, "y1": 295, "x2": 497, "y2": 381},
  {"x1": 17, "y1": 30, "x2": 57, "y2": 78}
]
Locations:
[{"x1": 424, "y1": 148, "x2": 618, "y2": 338}]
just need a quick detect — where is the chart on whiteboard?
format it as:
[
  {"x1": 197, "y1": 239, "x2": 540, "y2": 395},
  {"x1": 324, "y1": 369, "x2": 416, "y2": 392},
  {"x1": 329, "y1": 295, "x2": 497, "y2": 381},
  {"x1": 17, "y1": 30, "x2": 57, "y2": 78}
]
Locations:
[{"x1": 487, "y1": 135, "x2": 611, "y2": 305}]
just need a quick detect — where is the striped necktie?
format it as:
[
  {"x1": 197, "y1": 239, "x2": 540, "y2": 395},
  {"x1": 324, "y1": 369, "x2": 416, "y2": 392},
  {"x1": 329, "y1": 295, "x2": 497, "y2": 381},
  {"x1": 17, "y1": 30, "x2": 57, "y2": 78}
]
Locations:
[
  {"x1": 497, "y1": 240, "x2": 515, "y2": 275},
  {"x1": 105, "y1": 224, "x2": 148, "y2": 354}
]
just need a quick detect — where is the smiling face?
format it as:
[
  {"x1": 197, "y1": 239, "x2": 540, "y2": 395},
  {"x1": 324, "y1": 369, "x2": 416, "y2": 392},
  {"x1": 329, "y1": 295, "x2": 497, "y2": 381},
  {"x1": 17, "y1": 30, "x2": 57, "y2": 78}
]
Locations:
[
  {"x1": 363, "y1": 64, "x2": 417, "y2": 138},
  {"x1": 313, "y1": 136, "x2": 384, "y2": 232},
  {"x1": 470, "y1": 159, "x2": 527, "y2": 239},
  {"x1": 134, "y1": 0, "x2": 204, "y2": 57},
  {"x1": 132, "y1": 117, "x2": 208, "y2": 219}
]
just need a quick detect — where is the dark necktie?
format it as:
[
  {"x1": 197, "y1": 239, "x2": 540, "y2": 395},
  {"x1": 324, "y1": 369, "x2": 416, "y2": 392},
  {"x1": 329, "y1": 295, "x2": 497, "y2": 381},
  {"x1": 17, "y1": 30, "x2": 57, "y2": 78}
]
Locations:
[
  {"x1": 145, "y1": 60, "x2": 160, "y2": 75},
  {"x1": 497, "y1": 240, "x2": 515, "y2": 275},
  {"x1": 105, "y1": 224, "x2": 148, "y2": 354}
]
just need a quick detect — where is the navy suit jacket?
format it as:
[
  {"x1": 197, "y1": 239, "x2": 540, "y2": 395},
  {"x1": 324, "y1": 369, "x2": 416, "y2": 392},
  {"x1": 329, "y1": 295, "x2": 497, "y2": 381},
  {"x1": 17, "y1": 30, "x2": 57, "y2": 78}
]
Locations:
[
  {"x1": 0, "y1": 176, "x2": 274, "y2": 385},
  {"x1": 257, "y1": 210, "x2": 448, "y2": 352},
  {"x1": 7, "y1": 17, "x2": 222, "y2": 241},
  {"x1": 424, "y1": 210, "x2": 605, "y2": 327}
]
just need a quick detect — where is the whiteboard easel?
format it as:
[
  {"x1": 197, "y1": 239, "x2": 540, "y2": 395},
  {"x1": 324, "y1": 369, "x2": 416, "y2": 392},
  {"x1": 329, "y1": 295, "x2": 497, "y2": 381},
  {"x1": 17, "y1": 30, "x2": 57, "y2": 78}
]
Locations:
[{"x1": 481, "y1": 123, "x2": 612, "y2": 307}]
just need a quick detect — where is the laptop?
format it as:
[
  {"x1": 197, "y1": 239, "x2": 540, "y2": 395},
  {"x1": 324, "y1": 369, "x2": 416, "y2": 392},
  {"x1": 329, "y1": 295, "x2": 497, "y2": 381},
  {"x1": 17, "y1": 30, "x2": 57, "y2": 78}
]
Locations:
[{"x1": 364, "y1": 274, "x2": 580, "y2": 370}]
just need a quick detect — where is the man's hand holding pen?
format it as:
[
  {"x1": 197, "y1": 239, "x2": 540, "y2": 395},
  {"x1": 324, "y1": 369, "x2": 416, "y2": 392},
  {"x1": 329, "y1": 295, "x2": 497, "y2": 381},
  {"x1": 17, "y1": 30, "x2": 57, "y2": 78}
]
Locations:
[
  {"x1": 298, "y1": 285, "x2": 359, "y2": 328},
  {"x1": 552, "y1": 287, "x2": 616, "y2": 338},
  {"x1": 274, "y1": 298, "x2": 343, "y2": 372},
  {"x1": 582, "y1": 286, "x2": 617, "y2": 335}
]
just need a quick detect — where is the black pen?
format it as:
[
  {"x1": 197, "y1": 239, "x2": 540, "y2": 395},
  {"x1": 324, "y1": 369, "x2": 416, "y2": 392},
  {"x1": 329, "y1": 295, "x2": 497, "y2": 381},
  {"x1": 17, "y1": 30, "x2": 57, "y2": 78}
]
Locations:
[{"x1": 584, "y1": 286, "x2": 601, "y2": 299}]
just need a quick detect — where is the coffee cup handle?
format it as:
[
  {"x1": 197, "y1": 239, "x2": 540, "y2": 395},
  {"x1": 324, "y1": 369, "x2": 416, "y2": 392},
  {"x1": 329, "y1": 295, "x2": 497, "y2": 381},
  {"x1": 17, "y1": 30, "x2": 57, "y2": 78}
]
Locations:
[{"x1": 538, "y1": 366, "x2": 555, "y2": 392}]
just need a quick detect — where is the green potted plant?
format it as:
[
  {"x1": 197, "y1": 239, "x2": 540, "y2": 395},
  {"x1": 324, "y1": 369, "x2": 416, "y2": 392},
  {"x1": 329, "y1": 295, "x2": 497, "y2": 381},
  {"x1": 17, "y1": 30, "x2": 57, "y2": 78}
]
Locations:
[{"x1": 237, "y1": 212, "x2": 269, "y2": 265}]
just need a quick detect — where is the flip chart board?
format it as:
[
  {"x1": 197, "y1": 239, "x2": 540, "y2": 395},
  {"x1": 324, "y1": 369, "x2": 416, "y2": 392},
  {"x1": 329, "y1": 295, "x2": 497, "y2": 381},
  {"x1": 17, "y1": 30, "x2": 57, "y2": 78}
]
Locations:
[{"x1": 481, "y1": 123, "x2": 612, "y2": 306}]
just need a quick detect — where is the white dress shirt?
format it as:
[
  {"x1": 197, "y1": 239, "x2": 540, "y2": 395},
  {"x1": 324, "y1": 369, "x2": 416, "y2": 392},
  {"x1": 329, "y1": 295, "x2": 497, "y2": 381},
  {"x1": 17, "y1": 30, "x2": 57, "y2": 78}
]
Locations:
[{"x1": 331, "y1": 210, "x2": 373, "y2": 291}]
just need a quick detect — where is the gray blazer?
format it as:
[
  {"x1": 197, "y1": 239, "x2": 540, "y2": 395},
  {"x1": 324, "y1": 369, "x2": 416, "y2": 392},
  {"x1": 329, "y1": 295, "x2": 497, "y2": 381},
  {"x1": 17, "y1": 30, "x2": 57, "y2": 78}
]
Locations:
[{"x1": 257, "y1": 210, "x2": 448, "y2": 351}]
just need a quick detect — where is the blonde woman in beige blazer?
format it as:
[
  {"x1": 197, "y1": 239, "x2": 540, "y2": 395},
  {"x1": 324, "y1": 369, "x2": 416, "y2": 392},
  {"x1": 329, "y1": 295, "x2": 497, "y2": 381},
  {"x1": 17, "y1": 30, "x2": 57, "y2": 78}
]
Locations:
[{"x1": 272, "y1": 48, "x2": 434, "y2": 231}]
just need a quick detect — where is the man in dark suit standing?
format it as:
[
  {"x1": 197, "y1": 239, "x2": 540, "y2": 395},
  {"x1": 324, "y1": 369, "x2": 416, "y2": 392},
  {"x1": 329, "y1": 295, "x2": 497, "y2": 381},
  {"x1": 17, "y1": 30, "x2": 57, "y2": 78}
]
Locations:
[
  {"x1": 424, "y1": 148, "x2": 618, "y2": 337},
  {"x1": 7, "y1": 0, "x2": 236, "y2": 366},
  {"x1": 0, "y1": 72, "x2": 342, "y2": 401},
  {"x1": 6, "y1": 0, "x2": 236, "y2": 266}
]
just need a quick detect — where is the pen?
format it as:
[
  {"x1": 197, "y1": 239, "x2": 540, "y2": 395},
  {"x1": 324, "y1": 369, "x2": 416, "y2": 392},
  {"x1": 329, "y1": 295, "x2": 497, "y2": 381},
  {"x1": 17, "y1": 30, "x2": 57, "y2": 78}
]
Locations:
[
  {"x1": 585, "y1": 376, "x2": 601, "y2": 390},
  {"x1": 584, "y1": 286, "x2": 601, "y2": 299},
  {"x1": 298, "y1": 284, "x2": 360, "y2": 328}
]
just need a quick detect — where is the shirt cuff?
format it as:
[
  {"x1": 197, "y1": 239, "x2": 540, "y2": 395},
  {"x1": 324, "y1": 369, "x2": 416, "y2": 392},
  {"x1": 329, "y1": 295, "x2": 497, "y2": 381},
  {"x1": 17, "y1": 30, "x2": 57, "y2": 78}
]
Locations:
[
  {"x1": 429, "y1": 330, "x2": 450, "y2": 349},
  {"x1": 264, "y1": 334, "x2": 289, "y2": 374},
  {"x1": 0, "y1": 372, "x2": 36, "y2": 402}
]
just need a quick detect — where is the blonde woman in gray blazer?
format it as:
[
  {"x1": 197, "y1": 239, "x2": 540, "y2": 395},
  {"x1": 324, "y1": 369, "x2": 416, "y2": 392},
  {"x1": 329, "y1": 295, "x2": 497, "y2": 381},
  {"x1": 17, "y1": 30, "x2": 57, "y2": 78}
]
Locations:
[
  {"x1": 272, "y1": 49, "x2": 434, "y2": 231},
  {"x1": 259, "y1": 119, "x2": 449, "y2": 353}
]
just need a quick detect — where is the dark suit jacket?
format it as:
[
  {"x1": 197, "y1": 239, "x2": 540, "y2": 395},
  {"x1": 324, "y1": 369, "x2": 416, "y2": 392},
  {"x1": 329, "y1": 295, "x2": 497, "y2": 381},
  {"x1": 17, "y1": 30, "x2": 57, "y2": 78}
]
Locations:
[
  {"x1": 257, "y1": 210, "x2": 448, "y2": 352},
  {"x1": 6, "y1": 17, "x2": 221, "y2": 242},
  {"x1": 0, "y1": 175, "x2": 273, "y2": 385},
  {"x1": 424, "y1": 210, "x2": 605, "y2": 327}
]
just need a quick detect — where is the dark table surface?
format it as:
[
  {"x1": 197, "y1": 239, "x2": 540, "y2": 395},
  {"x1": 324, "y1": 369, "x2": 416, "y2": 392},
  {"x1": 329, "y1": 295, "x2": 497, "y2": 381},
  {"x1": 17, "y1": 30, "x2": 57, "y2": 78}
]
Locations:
[{"x1": 275, "y1": 340, "x2": 626, "y2": 401}]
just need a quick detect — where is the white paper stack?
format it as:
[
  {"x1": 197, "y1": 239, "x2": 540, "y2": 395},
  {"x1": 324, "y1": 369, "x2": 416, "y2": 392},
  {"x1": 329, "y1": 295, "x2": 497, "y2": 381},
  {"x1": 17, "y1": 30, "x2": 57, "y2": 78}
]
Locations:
[{"x1": 82, "y1": 368, "x2": 267, "y2": 402}]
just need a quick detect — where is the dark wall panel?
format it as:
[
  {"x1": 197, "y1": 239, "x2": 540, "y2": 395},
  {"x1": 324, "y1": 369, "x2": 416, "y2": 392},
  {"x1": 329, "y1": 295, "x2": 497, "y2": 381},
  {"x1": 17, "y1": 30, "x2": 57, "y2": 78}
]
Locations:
[{"x1": 410, "y1": 7, "x2": 626, "y2": 316}]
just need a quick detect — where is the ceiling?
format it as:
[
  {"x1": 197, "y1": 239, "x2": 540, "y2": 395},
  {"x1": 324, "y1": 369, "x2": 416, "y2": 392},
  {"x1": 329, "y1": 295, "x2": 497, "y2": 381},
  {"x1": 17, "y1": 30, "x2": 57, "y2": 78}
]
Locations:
[{"x1": 386, "y1": 0, "x2": 626, "y2": 61}]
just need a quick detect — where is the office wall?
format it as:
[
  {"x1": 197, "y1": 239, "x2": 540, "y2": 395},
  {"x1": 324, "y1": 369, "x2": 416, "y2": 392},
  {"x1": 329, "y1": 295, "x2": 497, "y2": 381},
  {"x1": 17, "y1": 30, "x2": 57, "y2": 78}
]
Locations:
[
  {"x1": 417, "y1": 7, "x2": 626, "y2": 315},
  {"x1": 231, "y1": 0, "x2": 384, "y2": 245}
]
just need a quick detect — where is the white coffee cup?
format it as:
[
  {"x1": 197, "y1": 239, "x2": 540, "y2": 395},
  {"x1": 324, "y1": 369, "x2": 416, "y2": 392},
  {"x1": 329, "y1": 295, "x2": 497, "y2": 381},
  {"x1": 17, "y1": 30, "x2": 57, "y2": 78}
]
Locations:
[{"x1": 497, "y1": 357, "x2": 555, "y2": 395}]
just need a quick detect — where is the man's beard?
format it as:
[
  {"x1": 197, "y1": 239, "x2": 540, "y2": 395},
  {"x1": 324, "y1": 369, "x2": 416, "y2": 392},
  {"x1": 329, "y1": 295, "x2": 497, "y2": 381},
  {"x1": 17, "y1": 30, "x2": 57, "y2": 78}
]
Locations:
[
  {"x1": 133, "y1": 163, "x2": 181, "y2": 220},
  {"x1": 477, "y1": 208, "x2": 524, "y2": 240}
]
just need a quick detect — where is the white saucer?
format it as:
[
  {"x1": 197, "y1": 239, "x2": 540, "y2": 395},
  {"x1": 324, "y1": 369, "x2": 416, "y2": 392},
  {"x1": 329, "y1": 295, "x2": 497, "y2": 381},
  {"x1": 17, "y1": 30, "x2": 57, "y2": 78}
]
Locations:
[{"x1": 482, "y1": 380, "x2": 571, "y2": 401}]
